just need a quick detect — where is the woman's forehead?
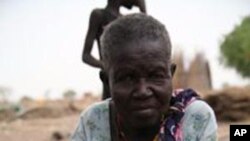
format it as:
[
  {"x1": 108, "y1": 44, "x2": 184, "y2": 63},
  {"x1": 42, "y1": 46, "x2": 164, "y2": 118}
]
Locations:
[
  {"x1": 113, "y1": 60, "x2": 169, "y2": 71},
  {"x1": 109, "y1": 39, "x2": 170, "y2": 61},
  {"x1": 109, "y1": 48, "x2": 170, "y2": 72}
]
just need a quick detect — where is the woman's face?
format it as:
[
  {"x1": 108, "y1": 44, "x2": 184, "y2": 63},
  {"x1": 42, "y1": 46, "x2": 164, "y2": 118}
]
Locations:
[{"x1": 108, "y1": 39, "x2": 173, "y2": 129}]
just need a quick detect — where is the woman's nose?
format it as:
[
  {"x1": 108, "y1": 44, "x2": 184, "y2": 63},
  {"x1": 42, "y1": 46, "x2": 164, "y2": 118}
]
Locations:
[{"x1": 133, "y1": 78, "x2": 153, "y2": 99}]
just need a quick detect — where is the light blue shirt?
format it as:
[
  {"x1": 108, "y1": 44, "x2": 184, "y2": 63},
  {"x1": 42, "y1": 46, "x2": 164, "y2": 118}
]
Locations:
[{"x1": 71, "y1": 100, "x2": 217, "y2": 141}]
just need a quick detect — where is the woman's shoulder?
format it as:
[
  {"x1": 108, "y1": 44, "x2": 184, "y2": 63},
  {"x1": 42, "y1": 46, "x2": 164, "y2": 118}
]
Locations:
[
  {"x1": 186, "y1": 100, "x2": 215, "y2": 115},
  {"x1": 79, "y1": 99, "x2": 110, "y2": 120},
  {"x1": 71, "y1": 100, "x2": 111, "y2": 141},
  {"x1": 171, "y1": 88, "x2": 218, "y2": 140},
  {"x1": 182, "y1": 100, "x2": 218, "y2": 140},
  {"x1": 179, "y1": 88, "x2": 217, "y2": 131}
]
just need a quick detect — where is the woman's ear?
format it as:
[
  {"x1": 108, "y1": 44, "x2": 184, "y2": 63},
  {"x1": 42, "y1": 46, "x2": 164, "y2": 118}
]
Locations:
[{"x1": 171, "y1": 63, "x2": 176, "y2": 77}]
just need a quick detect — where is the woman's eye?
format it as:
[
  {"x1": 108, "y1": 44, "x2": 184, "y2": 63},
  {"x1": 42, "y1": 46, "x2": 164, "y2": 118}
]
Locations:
[
  {"x1": 116, "y1": 74, "x2": 135, "y2": 82},
  {"x1": 124, "y1": 75, "x2": 134, "y2": 81},
  {"x1": 149, "y1": 73, "x2": 165, "y2": 79}
]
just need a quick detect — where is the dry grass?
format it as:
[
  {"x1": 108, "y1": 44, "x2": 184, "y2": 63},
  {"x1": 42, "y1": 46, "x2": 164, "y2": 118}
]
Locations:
[{"x1": 205, "y1": 86, "x2": 250, "y2": 121}]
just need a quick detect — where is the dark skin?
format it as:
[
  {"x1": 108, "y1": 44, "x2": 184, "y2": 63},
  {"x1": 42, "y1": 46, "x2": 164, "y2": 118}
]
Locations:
[
  {"x1": 82, "y1": 0, "x2": 146, "y2": 100},
  {"x1": 82, "y1": 0, "x2": 147, "y2": 69},
  {"x1": 107, "y1": 39, "x2": 176, "y2": 141}
]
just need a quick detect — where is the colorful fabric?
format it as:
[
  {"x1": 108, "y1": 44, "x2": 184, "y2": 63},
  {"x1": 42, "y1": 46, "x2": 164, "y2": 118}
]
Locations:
[
  {"x1": 71, "y1": 89, "x2": 218, "y2": 141},
  {"x1": 159, "y1": 89, "x2": 200, "y2": 141}
]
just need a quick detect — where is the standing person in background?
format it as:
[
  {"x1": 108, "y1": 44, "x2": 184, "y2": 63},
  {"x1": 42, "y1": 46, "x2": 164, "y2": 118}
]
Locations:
[{"x1": 82, "y1": 0, "x2": 146, "y2": 100}]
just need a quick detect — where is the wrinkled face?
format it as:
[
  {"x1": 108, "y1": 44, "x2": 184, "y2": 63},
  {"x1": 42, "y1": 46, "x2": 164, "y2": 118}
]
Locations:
[{"x1": 108, "y1": 39, "x2": 174, "y2": 129}]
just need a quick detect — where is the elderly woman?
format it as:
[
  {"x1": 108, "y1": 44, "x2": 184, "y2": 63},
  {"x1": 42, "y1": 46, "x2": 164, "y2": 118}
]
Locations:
[{"x1": 73, "y1": 14, "x2": 217, "y2": 141}]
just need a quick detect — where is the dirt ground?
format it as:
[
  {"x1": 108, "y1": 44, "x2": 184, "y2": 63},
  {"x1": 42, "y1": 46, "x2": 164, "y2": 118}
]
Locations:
[
  {"x1": 1, "y1": 113, "x2": 249, "y2": 141},
  {"x1": 0, "y1": 114, "x2": 78, "y2": 141}
]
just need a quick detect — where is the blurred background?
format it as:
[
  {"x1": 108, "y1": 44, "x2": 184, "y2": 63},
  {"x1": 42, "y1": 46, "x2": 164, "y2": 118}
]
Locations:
[{"x1": 0, "y1": 0, "x2": 250, "y2": 141}]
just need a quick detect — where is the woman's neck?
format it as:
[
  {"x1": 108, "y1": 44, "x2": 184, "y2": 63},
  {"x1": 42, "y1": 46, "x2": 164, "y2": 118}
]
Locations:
[
  {"x1": 113, "y1": 108, "x2": 160, "y2": 141},
  {"x1": 121, "y1": 121, "x2": 160, "y2": 141}
]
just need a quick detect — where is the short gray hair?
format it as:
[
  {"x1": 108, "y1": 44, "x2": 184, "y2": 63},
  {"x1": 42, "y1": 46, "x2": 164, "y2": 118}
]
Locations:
[{"x1": 100, "y1": 13, "x2": 172, "y2": 69}]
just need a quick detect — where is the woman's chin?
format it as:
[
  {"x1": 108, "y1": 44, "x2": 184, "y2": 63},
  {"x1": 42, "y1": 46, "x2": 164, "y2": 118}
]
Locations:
[{"x1": 128, "y1": 109, "x2": 161, "y2": 128}]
